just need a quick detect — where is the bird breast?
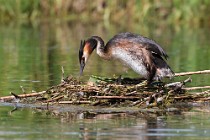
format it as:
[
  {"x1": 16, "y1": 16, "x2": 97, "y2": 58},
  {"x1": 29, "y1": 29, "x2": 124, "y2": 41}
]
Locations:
[{"x1": 112, "y1": 48, "x2": 148, "y2": 78}]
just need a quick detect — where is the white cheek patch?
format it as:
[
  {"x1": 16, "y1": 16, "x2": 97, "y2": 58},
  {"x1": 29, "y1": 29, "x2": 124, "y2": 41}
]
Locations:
[{"x1": 83, "y1": 52, "x2": 89, "y2": 63}]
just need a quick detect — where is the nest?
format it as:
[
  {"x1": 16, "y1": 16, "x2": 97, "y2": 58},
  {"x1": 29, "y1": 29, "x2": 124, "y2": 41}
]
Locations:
[
  {"x1": 1, "y1": 74, "x2": 209, "y2": 110},
  {"x1": 1, "y1": 69, "x2": 210, "y2": 114},
  {"x1": 39, "y1": 76, "x2": 188, "y2": 108}
]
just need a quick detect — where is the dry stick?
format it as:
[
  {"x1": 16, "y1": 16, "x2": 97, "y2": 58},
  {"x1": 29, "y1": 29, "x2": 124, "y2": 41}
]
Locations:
[
  {"x1": 20, "y1": 86, "x2": 26, "y2": 94},
  {"x1": 183, "y1": 86, "x2": 210, "y2": 91},
  {"x1": 125, "y1": 91, "x2": 137, "y2": 96},
  {"x1": 10, "y1": 92, "x2": 21, "y2": 99},
  {"x1": 173, "y1": 95, "x2": 194, "y2": 99},
  {"x1": 174, "y1": 70, "x2": 210, "y2": 91},
  {"x1": 61, "y1": 66, "x2": 65, "y2": 82},
  {"x1": 45, "y1": 95, "x2": 64, "y2": 102},
  {"x1": 90, "y1": 96, "x2": 140, "y2": 99},
  {"x1": 165, "y1": 77, "x2": 192, "y2": 88},
  {"x1": 200, "y1": 97, "x2": 210, "y2": 101},
  {"x1": 0, "y1": 91, "x2": 46, "y2": 102},
  {"x1": 175, "y1": 70, "x2": 210, "y2": 77},
  {"x1": 58, "y1": 101, "x2": 91, "y2": 104},
  {"x1": 195, "y1": 90, "x2": 210, "y2": 96}
]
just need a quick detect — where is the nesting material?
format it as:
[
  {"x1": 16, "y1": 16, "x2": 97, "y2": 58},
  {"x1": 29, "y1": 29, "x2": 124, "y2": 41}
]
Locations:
[{"x1": 1, "y1": 74, "x2": 210, "y2": 110}]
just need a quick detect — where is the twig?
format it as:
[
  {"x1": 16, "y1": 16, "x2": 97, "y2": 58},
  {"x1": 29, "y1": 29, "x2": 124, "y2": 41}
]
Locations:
[
  {"x1": 194, "y1": 90, "x2": 210, "y2": 96},
  {"x1": 165, "y1": 77, "x2": 192, "y2": 88},
  {"x1": 175, "y1": 70, "x2": 210, "y2": 77},
  {"x1": 131, "y1": 100, "x2": 142, "y2": 106},
  {"x1": 183, "y1": 86, "x2": 210, "y2": 91},
  {"x1": 200, "y1": 97, "x2": 210, "y2": 101},
  {"x1": 20, "y1": 86, "x2": 26, "y2": 94},
  {"x1": 61, "y1": 66, "x2": 65, "y2": 82},
  {"x1": 45, "y1": 95, "x2": 64, "y2": 102},
  {"x1": 10, "y1": 92, "x2": 21, "y2": 99},
  {"x1": 58, "y1": 101, "x2": 91, "y2": 104},
  {"x1": 90, "y1": 96, "x2": 140, "y2": 99},
  {"x1": 125, "y1": 91, "x2": 137, "y2": 96},
  {"x1": 174, "y1": 95, "x2": 194, "y2": 99},
  {"x1": 0, "y1": 91, "x2": 46, "y2": 102},
  {"x1": 91, "y1": 101, "x2": 101, "y2": 106}
]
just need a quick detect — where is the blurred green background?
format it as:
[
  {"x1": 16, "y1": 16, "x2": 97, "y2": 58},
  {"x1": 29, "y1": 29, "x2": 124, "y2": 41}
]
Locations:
[
  {"x1": 0, "y1": 0, "x2": 210, "y2": 26},
  {"x1": 0, "y1": 0, "x2": 210, "y2": 95}
]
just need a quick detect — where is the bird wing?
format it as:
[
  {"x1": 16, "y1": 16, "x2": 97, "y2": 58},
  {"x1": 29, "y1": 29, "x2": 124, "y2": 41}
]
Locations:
[
  {"x1": 135, "y1": 37, "x2": 168, "y2": 60},
  {"x1": 107, "y1": 32, "x2": 168, "y2": 60}
]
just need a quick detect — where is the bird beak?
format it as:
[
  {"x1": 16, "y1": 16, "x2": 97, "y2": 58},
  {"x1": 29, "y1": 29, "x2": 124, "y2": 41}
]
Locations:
[
  {"x1": 80, "y1": 58, "x2": 85, "y2": 75},
  {"x1": 79, "y1": 40, "x2": 86, "y2": 76},
  {"x1": 79, "y1": 39, "x2": 94, "y2": 76}
]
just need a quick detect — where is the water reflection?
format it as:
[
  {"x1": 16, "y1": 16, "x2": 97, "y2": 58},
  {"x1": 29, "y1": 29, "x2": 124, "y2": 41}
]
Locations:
[
  {"x1": 0, "y1": 21, "x2": 210, "y2": 96},
  {"x1": 1, "y1": 104, "x2": 210, "y2": 140}
]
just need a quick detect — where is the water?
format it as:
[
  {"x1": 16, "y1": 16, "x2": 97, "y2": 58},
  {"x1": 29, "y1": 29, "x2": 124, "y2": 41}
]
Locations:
[
  {"x1": 1, "y1": 104, "x2": 210, "y2": 140},
  {"x1": 0, "y1": 21, "x2": 210, "y2": 139}
]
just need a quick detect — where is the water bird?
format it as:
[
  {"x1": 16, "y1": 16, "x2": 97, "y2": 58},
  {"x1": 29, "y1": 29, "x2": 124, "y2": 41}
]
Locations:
[{"x1": 79, "y1": 32, "x2": 174, "y2": 83}]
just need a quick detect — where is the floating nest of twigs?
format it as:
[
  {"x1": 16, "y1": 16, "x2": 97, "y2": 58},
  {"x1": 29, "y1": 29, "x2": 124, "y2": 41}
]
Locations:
[
  {"x1": 40, "y1": 75, "x2": 189, "y2": 108},
  {"x1": 1, "y1": 71, "x2": 210, "y2": 111}
]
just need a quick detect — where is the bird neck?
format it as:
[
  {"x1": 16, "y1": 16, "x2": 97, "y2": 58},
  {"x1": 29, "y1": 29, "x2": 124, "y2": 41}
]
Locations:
[{"x1": 91, "y1": 36, "x2": 111, "y2": 60}]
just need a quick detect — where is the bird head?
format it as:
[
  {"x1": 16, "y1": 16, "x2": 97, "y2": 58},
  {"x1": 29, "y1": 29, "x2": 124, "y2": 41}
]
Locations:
[{"x1": 79, "y1": 38, "x2": 97, "y2": 75}]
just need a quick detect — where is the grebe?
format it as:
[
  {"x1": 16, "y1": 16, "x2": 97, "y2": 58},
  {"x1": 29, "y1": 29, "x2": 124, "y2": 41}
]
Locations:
[{"x1": 79, "y1": 32, "x2": 174, "y2": 83}]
